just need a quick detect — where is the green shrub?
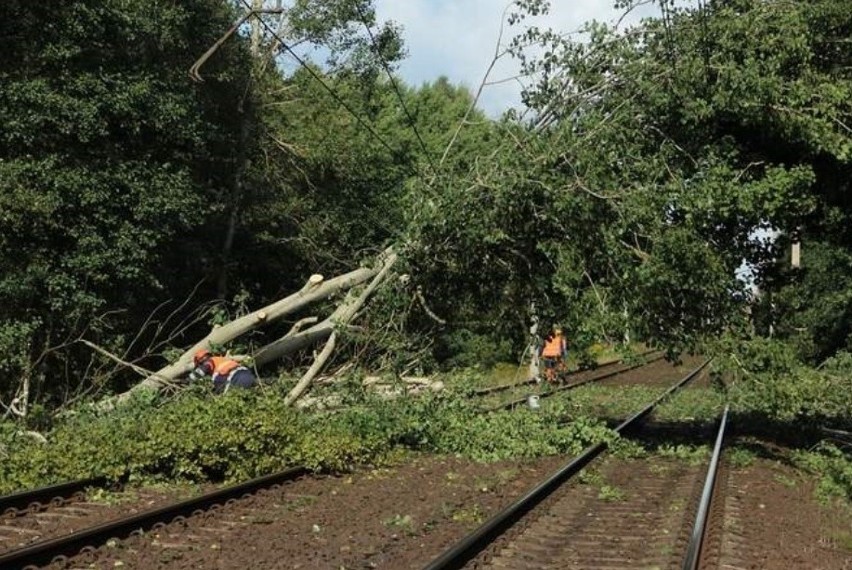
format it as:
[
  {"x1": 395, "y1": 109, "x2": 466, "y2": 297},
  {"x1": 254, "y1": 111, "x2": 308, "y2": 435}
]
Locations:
[
  {"x1": 792, "y1": 443, "x2": 852, "y2": 504},
  {"x1": 0, "y1": 377, "x2": 618, "y2": 493},
  {"x1": 713, "y1": 337, "x2": 852, "y2": 424},
  {"x1": 439, "y1": 329, "x2": 515, "y2": 369}
]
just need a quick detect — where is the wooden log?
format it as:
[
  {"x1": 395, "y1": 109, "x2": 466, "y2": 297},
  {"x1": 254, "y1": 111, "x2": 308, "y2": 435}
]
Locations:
[{"x1": 116, "y1": 254, "x2": 388, "y2": 402}]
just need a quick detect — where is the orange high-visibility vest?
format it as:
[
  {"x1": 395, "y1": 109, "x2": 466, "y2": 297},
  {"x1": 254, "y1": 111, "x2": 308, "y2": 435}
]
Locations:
[
  {"x1": 542, "y1": 334, "x2": 565, "y2": 357},
  {"x1": 209, "y1": 356, "x2": 240, "y2": 377}
]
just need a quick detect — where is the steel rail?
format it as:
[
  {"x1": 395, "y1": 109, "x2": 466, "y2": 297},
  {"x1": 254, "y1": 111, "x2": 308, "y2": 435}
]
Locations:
[
  {"x1": 0, "y1": 466, "x2": 307, "y2": 569},
  {"x1": 487, "y1": 353, "x2": 667, "y2": 412},
  {"x1": 422, "y1": 359, "x2": 711, "y2": 570},
  {"x1": 472, "y1": 350, "x2": 659, "y2": 396},
  {"x1": 682, "y1": 404, "x2": 729, "y2": 570},
  {"x1": 0, "y1": 477, "x2": 106, "y2": 516}
]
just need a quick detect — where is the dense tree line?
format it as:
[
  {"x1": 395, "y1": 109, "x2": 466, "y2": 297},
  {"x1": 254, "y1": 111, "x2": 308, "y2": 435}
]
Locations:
[
  {"x1": 0, "y1": 0, "x2": 849, "y2": 415},
  {"x1": 406, "y1": 0, "x2": 850, "y2": 360}
]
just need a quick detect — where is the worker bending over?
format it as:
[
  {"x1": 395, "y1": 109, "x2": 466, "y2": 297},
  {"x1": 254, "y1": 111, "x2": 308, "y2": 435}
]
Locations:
[{"x1": 189, "y1": 349, "x2": 256, "y2": 394}]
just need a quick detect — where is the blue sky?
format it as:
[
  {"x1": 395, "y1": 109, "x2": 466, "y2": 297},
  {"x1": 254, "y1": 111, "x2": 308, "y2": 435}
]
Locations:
[{"x1": 373, "y1": 0, "x2": 696, "y2": 116}]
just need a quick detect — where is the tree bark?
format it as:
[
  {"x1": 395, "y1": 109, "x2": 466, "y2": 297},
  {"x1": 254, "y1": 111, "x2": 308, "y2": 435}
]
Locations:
[
  {"x1": 252, "y1": 250, "x2": 397, "y2": 367},
  {"x1": 284, "y1": 331, "x2": 337, "y2": 406},
  {"x1": 117, "y1": 248, "x2": 397, "y2": 402},
  {"x1": 118, "y1": 254, "x2": 389, "y2": 402}
]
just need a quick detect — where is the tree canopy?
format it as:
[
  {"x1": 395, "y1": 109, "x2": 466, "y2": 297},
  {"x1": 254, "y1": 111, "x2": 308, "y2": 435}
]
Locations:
[{"x1": 0, "y1": 0, "x2": 849, "y2": 414}]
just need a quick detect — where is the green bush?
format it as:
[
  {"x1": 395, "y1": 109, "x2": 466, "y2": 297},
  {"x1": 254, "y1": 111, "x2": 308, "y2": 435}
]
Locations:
[
  {"x1": 0, "y1": 376, "x2": 617, "y2": 493},
  {"x1": 439, "y1": 329, "x2": 515, "y2": 369},
  {"x1": 792, "y1": 443, "x2": 852, "y2": 504},
  {"x1": 713, "y1": 337, "x2": 852, "y2": 425}
]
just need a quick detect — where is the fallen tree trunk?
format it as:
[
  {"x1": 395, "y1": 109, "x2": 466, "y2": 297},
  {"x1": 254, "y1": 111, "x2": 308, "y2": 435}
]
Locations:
[
  {"x1": 284, "y1": 332, "x2": 337, "y2": 407},
  {"x1": 117, "y1": 248, "x2": 393, "y2": 402},
  {"x1": 254, "y1": 250, "x2": 397, "y2": 367},
  {"x1": 295, "y1": 376, "x2": 444, "y2": 411},
  {"x1": 261, "y1": 250, "x2": 398, "y2": 405}
]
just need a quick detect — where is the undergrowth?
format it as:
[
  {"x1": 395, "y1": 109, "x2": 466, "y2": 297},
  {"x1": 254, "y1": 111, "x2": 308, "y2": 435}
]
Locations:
[
  {"x1": 2, "y1": 342, "x2": 848, "y2": 503},
  {"x1": 791, "y1": 443, "x2": 852, "y2": 504},
  {"x1": 0, "y1": 381, "x2": 616, "y2": 494},
  {"x1": 712, "y1": 339, "x2": 852, "y2": 427}
]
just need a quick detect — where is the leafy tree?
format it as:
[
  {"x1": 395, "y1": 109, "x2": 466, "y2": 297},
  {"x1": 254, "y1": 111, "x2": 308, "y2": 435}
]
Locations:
[
  {"x1": 0, "y1": 0, "x2": 252, "y2": 407},
  {"x1": 199, "y1": 0, "x2": 406, "y2": 298},
  {"x1": 0, "y1": 0, "x2": 411, "y2": 408},
  {"x1": 405, "y1": 0, "x2": 851, "y2": 360},
  {"x1": 760, "y1": 240, "x2": 852, "y2": 361}
]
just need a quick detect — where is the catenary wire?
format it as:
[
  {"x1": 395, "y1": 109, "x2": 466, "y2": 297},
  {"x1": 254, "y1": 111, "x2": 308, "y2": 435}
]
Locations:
[
  {"x1": 355, "y1": 4, "x2": 439, "y2": 178},
  {"x1": 238, "y1": 0, "x2": 435, "y2": 190}
]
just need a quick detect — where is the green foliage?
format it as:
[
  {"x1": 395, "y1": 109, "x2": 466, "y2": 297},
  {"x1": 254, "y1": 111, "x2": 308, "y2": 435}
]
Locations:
[
  {"x1": 655, "y1": 444, "x2": 709, "y2": 466},
  {"x1": 438, "y1": 330, "x2": 515, "y2": 369},
  {"x1": 765, "y1": 241, "x2": 852, "y2": 362},
  {"x1": 791, "y1": 443, "x2": 852, "y2": 504},
  {"x1": 597, "y1": 484, "x2": 626, "y2": 502},
  {"x1": 727, "y1": 446, "x2": 757, "y2": 468},
  {"x1": 0, "y1": 0, "x2": 420, "y2": 408},
  {"x1": 712, "y1": 336, "x2": 852, "y2": 424},
  {"x1": 403, "y1": 0, "x2": 851, "y2": 365},
  {"x1": 655, "y1": 387, "x2": 726, "y2": 423},
  {"x1": 0, "y1": 373, "x2": 618, "y2": 493},
  {"x1": 0, "y1": 0, "x2": 252, "y2": 402},
  {"x1": 562, "y1": 385, "x2": 660, "y2": 419},
  {"x1": 3, "y1": 0, "x2": 850, "y2": 421}
]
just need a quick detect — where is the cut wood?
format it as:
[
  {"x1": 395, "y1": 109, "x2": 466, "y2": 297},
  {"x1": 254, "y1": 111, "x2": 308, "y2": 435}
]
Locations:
[
  {"x1": 284, "y1": 331, "x2": 337, "y2": 406},
  {"x1": 363, "y1": 375, "x2": 434, "y2": 386},
  {"x1": 116, "y1": 251, "x2": 391, "y2": 402},
  {"x1": 253, "y1": 250, "x2": 398, "y2": 366},
  {"x1": 259, "y1": 250, "x2": 398, "y2": 405},
  {"x1": 294, "y1": 377, "x2": 444, "y2": 411}
]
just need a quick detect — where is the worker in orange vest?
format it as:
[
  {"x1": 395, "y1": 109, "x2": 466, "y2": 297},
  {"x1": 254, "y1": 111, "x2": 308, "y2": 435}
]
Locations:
[
  {"x1": 539, "y1": 326, "x2": 567, "y2": 384},
  {"x1": 189, "y1": 349, "x2": 256, "y2": 394}
]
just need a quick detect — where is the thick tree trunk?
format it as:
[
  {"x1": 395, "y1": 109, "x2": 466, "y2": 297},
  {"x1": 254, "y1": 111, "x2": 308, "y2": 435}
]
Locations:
[
  {"x1": 116, "y1": 248, "x2": 395, "y2": 402},
  {"x1": 255, "y1": 250, "x2": 398, "y2": 406},
  {"x1": 253, "y1": 250, "x2": 397, "y2": 367},
  {"x1": 295, "y1": 376, "x2": 444, "y2": 411}
]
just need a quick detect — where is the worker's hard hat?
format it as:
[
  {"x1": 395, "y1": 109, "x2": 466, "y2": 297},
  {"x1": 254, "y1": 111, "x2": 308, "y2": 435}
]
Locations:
[
  {"x1": 193, "y1": 348, "x2": 212, "y2": 365},
  {"x1": 554, "y1": 325, "x2": 563, "y2": 333}
]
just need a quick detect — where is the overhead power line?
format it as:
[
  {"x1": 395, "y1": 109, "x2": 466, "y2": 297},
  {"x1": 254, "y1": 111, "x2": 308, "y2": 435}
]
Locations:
[
  {"x1": 238, "y1": 0, "x2": 433, "y2": 185},
  {"x1": 231, "y1": 0, "x2": 452, "y2": 249},
  {"x1": 355, "y1": 4, "x2": 438, "y2": 178}
]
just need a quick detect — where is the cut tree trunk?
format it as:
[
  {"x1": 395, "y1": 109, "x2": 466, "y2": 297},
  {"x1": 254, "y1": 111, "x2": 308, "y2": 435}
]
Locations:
[
  {"x1": 117, "y1": 248, "x2": 393, "y2": 402},
  {"x1": 284, "y1": 331, "x2": 337, "y2": 406},
  {"x1": 295, "y1": 376, "x2": 444, "y2": 411},
  {"x1": 253, "y1": 250, "x2": 397, "y2": 367},
  {"x1": 262, "y1": 250, "x2": 398, "y2": 405}
]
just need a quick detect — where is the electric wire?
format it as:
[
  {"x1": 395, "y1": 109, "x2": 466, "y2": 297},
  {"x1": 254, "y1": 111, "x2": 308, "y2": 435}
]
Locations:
[
  {"x1": 238, "y1": 0, "x2": 434, "y2": 188},
  {"x1": 355, "y1": 4, "x2": 439, "y2": 178},
  {"x1": 659, "y1": 0, "x2": 678, "y2": 71},
  {"x1": 697, "y1": 0, "x2": 712, "y2": 87},
  {"x1": 236, "y1": 0, "x2": 449, "y2": 251}
]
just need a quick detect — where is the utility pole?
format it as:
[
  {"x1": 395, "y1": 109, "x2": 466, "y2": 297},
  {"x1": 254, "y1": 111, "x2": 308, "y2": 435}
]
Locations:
[
  {"x1": 528, "y1": 302, "x2": 540, "y2": 382},
  {"x1": 791, "y1": 231, "x2": 801, "y2": 268},
  {"x1": 250, "y1": 0, "x2": 264, "y2": 56}
]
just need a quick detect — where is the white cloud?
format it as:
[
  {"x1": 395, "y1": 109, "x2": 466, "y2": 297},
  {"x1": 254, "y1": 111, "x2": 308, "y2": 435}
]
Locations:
[{"x1": 374, "y1": 0, "x2": 695, "y2": 116}]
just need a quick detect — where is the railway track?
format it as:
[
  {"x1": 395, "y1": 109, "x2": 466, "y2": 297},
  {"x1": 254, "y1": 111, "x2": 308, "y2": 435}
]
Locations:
[
  {"x1": 477, "y1": 351, "x2": 667, "y2": 412},
  {"x1": 0, "y1": 350, "x2": 663, "y2": 535},
  {"x1": 422, "y1": 360, "x2": 731, "y2": 570},
  {"x1": 0, "y1": 352, "x2": 700, "y2": 569},
  {"x1": 0, "y1": 467, "x2": 307, "y2": 568},
  {"x1": 472, "y1": 350, "x2": 661, "y2": 398},
  {"x1": 0, "y1": 477, "x2": 106, "y2": 519}
]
